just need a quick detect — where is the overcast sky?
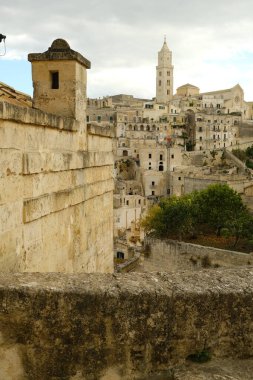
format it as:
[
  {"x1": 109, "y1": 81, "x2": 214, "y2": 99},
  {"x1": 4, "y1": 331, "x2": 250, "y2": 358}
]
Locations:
[{"x1": 1, "y1": 0, "x2": 253, "y2": 100}]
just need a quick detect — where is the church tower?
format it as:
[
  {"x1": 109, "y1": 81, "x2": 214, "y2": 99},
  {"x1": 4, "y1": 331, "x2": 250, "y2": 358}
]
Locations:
[{"x1": 156, "y1": 37, "x2": 174, "y2": 103}]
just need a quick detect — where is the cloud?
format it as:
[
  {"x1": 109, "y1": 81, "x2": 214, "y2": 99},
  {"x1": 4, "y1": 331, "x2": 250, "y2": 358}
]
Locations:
[{"x1": 1, "y1": 0, "x2": 253, "y2": 100}]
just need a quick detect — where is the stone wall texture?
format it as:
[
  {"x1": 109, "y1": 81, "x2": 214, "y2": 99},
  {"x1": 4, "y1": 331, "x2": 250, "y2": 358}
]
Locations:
[
  {"x1": 143, "y1": 238, "x2": 253, "y2": 272},
  {"x1": 1, "y1": 270, "x2": 253, "y2": 379},
  {"x1": 0, "y1": 101, "x2": 114, "y2": 273}
]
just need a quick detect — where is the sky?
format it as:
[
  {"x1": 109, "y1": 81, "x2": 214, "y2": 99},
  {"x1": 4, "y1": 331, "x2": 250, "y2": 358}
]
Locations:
[{"x1": 1, "y1": 0, "x2": 253, "y2": 101}]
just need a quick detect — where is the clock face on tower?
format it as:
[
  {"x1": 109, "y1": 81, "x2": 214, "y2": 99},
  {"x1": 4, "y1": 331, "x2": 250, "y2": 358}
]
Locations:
[{"x1": 234, "y1": 95, "x2": 240, "y2": 103}]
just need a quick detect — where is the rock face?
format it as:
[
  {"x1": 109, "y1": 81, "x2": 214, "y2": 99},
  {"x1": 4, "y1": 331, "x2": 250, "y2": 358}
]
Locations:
[{"x1": 1, "y1": 269, "x2": 253, "y2": 379}]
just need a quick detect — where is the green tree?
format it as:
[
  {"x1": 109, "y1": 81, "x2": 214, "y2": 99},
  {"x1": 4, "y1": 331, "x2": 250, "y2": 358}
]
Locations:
[
  {"x1": 225, "y1": 210, "x2": 253, "y2": 247},
  {"x1": 142, "y1": 184, "x2": 252, "y2": 246},
  {"x1": 196, "y1": 184, "x2": 247, "y2": 237},
  {"x1": 142, "y1": 194, "x2": 196, "y2": 240}
]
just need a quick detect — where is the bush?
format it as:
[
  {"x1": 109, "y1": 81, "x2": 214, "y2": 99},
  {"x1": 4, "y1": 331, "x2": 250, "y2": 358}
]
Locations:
[{"x1": 187, "y1": 349, "x2": 211, "y2": 363}]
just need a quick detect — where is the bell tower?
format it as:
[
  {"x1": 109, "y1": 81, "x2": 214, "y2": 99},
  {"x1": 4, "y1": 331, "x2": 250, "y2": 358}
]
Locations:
[
  {"x1": 28, "y1": 39, "x2": 91, "y2": 122},
  {"x1": 156, "y1": 37, "x2": 173, "y2": 103}
]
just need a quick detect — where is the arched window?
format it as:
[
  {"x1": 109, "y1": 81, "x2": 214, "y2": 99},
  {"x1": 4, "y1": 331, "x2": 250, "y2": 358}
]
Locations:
[
  {"x1": 159, "y1": 163, "x2": 164, "y2": 172},
  {"x1": 140, "y1": 125, "x2": 144, "y2": 131},
  {"x1": 146, "y1": 125, "x2": 150, "y2": 131},
  {"x1": 123, "y1": 150, "x2": 128, "y2": 157}
]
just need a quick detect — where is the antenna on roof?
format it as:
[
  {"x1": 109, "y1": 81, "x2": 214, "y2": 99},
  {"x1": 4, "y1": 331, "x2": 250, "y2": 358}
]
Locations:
[{"x1": 0, "y1": 34, "x2": 6, "y2": 56}]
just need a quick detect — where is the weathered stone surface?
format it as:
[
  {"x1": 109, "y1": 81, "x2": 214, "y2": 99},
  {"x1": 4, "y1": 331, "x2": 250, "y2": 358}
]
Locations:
[
  {"x1": 28, "y1": 38, "x2": 91, "y2": 69},
  {"x1": 173, "y1": 358, "x2": 253, "y2": 379},
  {"x1": 0, "y1": 106, "x2": 114, "y2": 273},
  {"x1": 143, "y1": 238, "x2": 253, "y2": 272},
  {"x1": 0, "y1": 101, "x2": 79, "y2": 131},
  {"x1": 1, "y1": 269, "x2": 253, "y2": 379}
]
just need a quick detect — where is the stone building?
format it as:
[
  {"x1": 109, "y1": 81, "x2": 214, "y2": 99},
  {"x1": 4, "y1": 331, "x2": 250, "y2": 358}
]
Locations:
[
  {"x1": 0, "y1": 39, "x2": 114, "y2": 273},
  {"x1": 194, "y1": 112, "x2": 240, "y2": 151}
]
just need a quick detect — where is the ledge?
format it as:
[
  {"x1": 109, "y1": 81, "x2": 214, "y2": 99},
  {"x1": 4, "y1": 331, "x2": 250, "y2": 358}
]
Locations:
[
  {"x1": 87, "y1": 123, "x2": 115, "y2": 138},
  {"x1": 0, "y1": 268, "x2": 253, "y2": 379},
  {"x1": 0, "y1": 101, "x2": 79, "y2": 131}
]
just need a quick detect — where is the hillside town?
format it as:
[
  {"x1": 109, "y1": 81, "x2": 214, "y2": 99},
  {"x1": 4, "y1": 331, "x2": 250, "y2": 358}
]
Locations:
[
  {"x1": 86, "y1": 38, "x2": 253, "y2": 264},
  {"x1": 1, "y1": 31, "x2": 253, "y2": 379}
]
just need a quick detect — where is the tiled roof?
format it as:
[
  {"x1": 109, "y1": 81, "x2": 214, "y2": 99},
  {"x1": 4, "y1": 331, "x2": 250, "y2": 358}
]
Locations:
[{"x1": 0, "y1": 82, "x2": 32, "y2": 107}]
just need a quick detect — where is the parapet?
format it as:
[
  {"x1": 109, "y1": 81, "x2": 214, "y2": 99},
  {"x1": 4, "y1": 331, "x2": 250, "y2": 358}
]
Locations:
[{"x1": 0, "y1": 268, "x2": 253, "y2": 379}]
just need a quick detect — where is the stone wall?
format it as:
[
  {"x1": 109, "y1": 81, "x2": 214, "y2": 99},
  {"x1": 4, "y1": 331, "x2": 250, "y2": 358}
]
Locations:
[
  {"x1": 0, "y1": 101, "x2": 114, "y2": 273},
  {"x1": 1, "y1": 270, "x2": 253, "y2": 379},
  {"x1": 143, "y1": 238, "x2": 253, "y2": 272}
]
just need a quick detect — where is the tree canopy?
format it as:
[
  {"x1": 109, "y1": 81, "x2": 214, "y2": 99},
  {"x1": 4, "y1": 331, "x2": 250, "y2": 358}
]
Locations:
[{"x1": 142, "y1": 184, "x2": 253, "y2": 247}]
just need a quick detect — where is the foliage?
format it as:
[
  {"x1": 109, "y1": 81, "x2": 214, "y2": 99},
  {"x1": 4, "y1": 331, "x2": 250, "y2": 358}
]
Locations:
[
  {"x1": 232, "y1": 148, "x2": 247, "y2": 162},
  {"x1": 246, "y1": 145, "x2": 253, "y2": 158},
  {"x1": 142, "y1": 194, "x2": 196, "y2": 240},
  {"x1": 187, "y1": 349, "x2": 211, "y2": 363},
  {"x1": 231, "y1": 145, "x2": 253, "y2": 169},
  {"x1": 246, "y1": 159, "x2": 253, "y2": 169},
  {"x1": 196, "y1": 184, "x2": 246, "y2": 237},
  {"x1": 142, "y1": 184, "x2": 253, "y2": 247}
]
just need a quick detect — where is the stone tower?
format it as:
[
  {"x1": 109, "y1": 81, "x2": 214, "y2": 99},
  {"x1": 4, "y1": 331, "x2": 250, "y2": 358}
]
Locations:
[
  {"x1": 156, "y1": 37, "x2": 173, "y2": 103},
  {"x1": 28, "y1": 39, "x2": 91, "y2": 121}
]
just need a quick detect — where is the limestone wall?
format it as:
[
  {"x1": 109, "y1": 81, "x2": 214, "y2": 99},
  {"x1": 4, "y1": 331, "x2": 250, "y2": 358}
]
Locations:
[
  {"x1": 143, "y1": 238, "x2": 253, "y2": 272},
  {"x1": 0, "y1": 101, "x2": 114, "y2": 273},
  {"x1": 1, "y1": 270, "x2": 253, "y2": 379}
]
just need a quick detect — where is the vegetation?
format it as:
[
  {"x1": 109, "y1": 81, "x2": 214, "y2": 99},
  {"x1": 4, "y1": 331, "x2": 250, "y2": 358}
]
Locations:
[
  {"x1": 142, "y1": 184, "x2": 253, "y2": 248},
  {"x1": 187, "y1": 349, "x2": 211, "y2": 363},
  {"x1": 232, "y1": 145, "x2": 253, "y2": 169}
]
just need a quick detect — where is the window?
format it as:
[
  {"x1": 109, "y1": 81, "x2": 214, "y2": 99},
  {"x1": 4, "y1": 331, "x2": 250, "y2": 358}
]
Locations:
[
  {"x1": 159, "y1": 71, "x2": 162, "y2": 76},
  {"x1": 159, "y1": 80, "x2": 161, "y2": 86},
  {"x1": 178, "y1": 177, "x2": 181, "y2": 181},
  {"x1": 152, "y1": 181, "x2": 155, "y2": 186},
  {"x1": 51, "y1": 71, "x2": 59, "y2": 89},
  {"x1": 126, "y1": 200, "x2": 129, "y2": 206},
  {"x1": 159, "y1": 164, "x2": 164, "y2": 172},
  {"x1": 167, "y1": 71, "x2": 170, "y2": 76},
  {"x1": 198, "y1": 127, "x2": 202, "y2": 132},
  {"x1": 167, "y1": 189, "x2": 170, "y2": 195},
  {"x1": 97, "y1": 116, "x2": 101, "y2": 122},
  {"x1": 171, "y1": 154, "x2": 174, "y2": 159},
  {"x1": 160, "y1": 154, "x2": 163, "y2": 160},
  {"x1": 149, "y1": 153, "x2": 152, "y2": 158},
  {"x1": 199, "y1": 136, "x2": 202, "y2": 141},
  {"x1": 152, "y1": 191, "x2": 155, "y2": 195},
  {"x1": 167, "y1": 90, "x2": 170, "y2": 95},
  {"x1": 167, "y1": 80, "x2": 170, "y2": 85},
  {"x1": 117, "y1": 252, "x2": 124, "y2": 259},
  {"x1": 86, "y1": 115, "x2": 89, "y2": 122},
  {"x1": 138, "y1": 199, "x2": 141, "y2": 205}
]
